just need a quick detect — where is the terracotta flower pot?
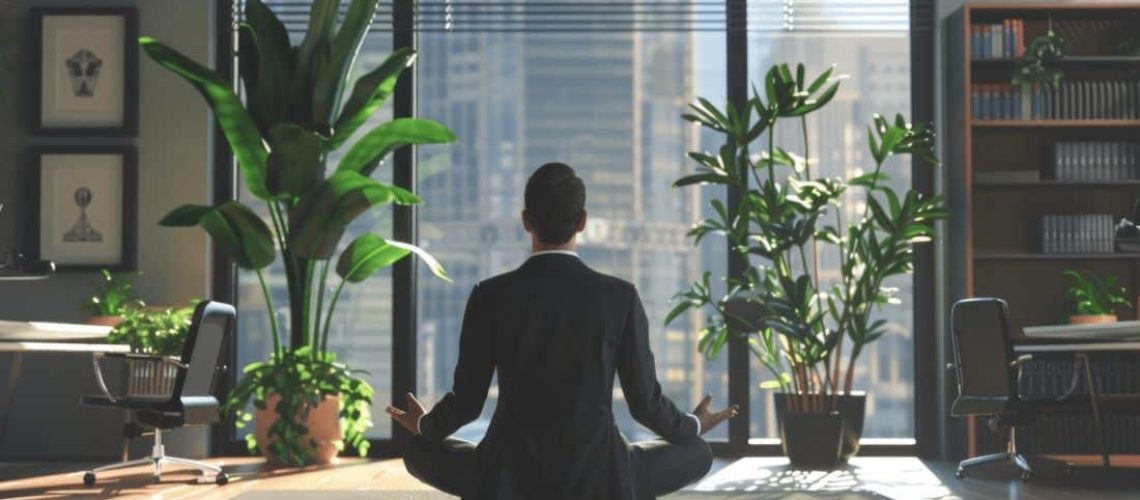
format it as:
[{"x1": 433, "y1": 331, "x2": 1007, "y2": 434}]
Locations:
[
  {"x1": 86, "y1": 315, "x2": 123, "y2": 327},
  {"x1": 255, "y1": 394, "x2": 341, "y2": 465},
  {"x1": 1069, "y1": 314, "x2": 1117, "y2": 325}
]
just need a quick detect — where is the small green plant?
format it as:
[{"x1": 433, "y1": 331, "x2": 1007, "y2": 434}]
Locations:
[
  {"x1": 84, "y1": 269, "x2": 142, "y2": 317},
  {"x1": 108, "y1": 301, "x2": 199, "y2": 356},
  {"x1": 225, "y1": 347, "x2": 373, "y2": 465},
  {"x1": 1063, "y1": 269, "x2": 1130, "y2": 316},
  {"x1": 1012, "y1": 29, "x2": 1068, "y2": 90}
]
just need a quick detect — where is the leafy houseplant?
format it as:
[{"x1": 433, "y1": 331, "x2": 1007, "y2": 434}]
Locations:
[
  {"x1": 1012, "y1": 28, "x2": 1068, "y2": 90},
  {"x1": 84, "y1": 269, "x2": 142, "y2": 326},
  {"x1": 668, "y1": 63, "x2": 946, "y2": 467},
  {"x1": 109, "y1": 301, "x2": 200, "y2": 356},
  {"x1": 1064, "y1": 269, "x2": 1130, "y2": 324},
  {"x1": 141, "y1": 0, "x2": 455, "y2": 465}
]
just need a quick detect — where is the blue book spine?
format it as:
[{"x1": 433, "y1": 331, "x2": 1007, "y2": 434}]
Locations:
[
  {"x1": 1032, "y1": 85, "x2": 1041, "y2": 119},
  {"x1": 972, "y1": 88, "x2": 981, "y2": 119},
  {"x1": 971, "y1": 27, "x2": 980, "y2": 60},
  {"x1": 1006, "y1": 21, "x2": 1015, "y2": 59},
  {"x1": 1004, "y1": 86, "x2": 1013, "y2": 119},
  {"x1": 981, "y1": 28, "x2": 990, "y2": 59}
]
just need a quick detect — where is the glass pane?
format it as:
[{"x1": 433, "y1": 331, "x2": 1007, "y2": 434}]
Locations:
[
  {"x1": 236, "y1": 8, "x2": 394, "y2": 439},
  {"x1": 746, "y1": 32, "x2": 915, "y2": 439},
  {"x1": 416, "y1": 28, "x2": 729, "y2": 443}
]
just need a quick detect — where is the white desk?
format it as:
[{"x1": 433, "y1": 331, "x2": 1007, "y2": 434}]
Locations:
[
  {"x1": 0, "y1": 322, "x2": 129, "y2": 450},
  {"x1": 1015, "y1": 342, "x2": 1140, "y2": 353}
]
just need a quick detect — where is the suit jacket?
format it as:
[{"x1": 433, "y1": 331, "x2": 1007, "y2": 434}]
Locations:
[{"x1": 418, "y1": 253, "x2": 699, "y2": 499}]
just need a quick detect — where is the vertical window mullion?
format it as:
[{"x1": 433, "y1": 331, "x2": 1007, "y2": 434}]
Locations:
[{"x1": 726, "y1": 0, "x2": 750, "y2": 454}]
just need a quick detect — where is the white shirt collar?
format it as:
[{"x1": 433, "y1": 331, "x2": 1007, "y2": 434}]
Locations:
[{"x1": 529, "y1": 249, "x2": 579, "y2": 259}]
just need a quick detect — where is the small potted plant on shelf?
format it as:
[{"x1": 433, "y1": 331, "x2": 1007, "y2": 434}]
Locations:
[
  {"x1": 669, "y1": 63, "x2": 945, "y2": 468},
  {"x1": 84, "y1": 269, "x2": 142, "y2": 327},
  {"x1": 1064, "y1": 269, "x2": 1130, "y2": 324},
  {"x1": 141, "y1": 0, "x2": 455, "y2": 465}
]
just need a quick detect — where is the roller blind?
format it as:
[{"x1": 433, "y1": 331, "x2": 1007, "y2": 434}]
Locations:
[{"x1": 241, "y1": 0, "x2": 909, "y2": 33}]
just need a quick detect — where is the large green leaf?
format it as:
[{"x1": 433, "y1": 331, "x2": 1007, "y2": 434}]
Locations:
[
  {"x1": 335, "y1": 234, "x2": 410, "y2": 282},
  {"x1": 313, "y1": 0, "x2": 379, "y2": 125},
  {"x1": 160, "y1": 201, "x2": 275, "y2": 269},
  {"x1": 140, "y1": 37, "x2": 271, "y2": 200},
  {"x1": 295, "y1": 0, "x2": 339, "y2": 125},
  {"x1": 330, "y1": 48, "x2": 416, "y2": 150},
  {"x1": 288, "y1": 171, "x2": 422, "y2": 259},
  {"x1": 244, "y1": 0, "x2": 293, "y2": 133},
  {"x1": 337, "y1": 118, "x2": 456, "y2": 175},
  {"x1": 386, "y1": 240, "x2": 450, "y2": 282},
  {"x1": 266, "y1": 123, "x2": 325, "y2": 199}
]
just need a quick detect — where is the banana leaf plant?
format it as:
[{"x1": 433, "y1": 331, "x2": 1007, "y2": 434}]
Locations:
[
  {"x1": 668, "y1": 63, "x2": 947, "y2": 414},
  {"x1": 141, "y1": 0, "x2": 455, "y2": 464}
]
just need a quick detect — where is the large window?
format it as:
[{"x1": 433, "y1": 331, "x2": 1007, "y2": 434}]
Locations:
[
  {"x1": 223, "y1": 0, "x2": 930, "y2": 452},
  {"x1": 413, "y1": 8, "x2": 730, "y2": 442}
]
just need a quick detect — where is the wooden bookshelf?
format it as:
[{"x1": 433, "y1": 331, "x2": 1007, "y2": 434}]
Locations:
[{"x1": 947, "y1": 3, "x2": 1140, "y2": 458}]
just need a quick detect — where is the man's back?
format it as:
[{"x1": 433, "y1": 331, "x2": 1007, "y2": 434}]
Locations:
[{"x1": 416, "y1": 253, "x2": 700, "y2": 498}]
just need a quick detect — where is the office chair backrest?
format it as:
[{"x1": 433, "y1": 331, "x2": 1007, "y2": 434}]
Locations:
[
  {"x1": 949, "y1": 298, "x2": 1018, "y2": 416},
  {"x1": 172, "y1": 301, "x2": 234, "y2": 422}
]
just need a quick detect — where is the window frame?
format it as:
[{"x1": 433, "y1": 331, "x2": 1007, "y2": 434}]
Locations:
[{"x1": 211, "y1": 0, "x2": 940, "y2": 459}]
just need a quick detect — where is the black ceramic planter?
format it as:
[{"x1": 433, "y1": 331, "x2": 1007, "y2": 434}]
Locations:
[
  {"x1": 780, "y1": 411, "x2": 844, "y2": 469},
  {"x1": 773, "y1": 392, "x2": 867, "y2": 464}
]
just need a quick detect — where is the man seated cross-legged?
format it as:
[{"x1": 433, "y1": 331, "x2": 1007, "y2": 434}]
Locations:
[{"x1": 387, "y1": 162, "x2": 738, "y2": 499}]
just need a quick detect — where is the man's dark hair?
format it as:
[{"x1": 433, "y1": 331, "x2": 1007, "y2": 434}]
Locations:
[{"x1": 524, "y1": 163, "x2": 586, "y2": 245}]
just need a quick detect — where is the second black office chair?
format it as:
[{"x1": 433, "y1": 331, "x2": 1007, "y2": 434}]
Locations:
[{"x1": 79, "y1": 300, "x2": 234, "y2": 486}]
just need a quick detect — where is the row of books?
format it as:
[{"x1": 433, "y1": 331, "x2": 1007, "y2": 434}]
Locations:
[
  {"x1": 1039, "y1": 214, "x2": 1115, "y2": 254},
  {"x1": 970, "y1": 19, "x2": 1026, "y2": 60},
  {"x1": 972, "y1": 81, "x2": 1140, "y2": 120},
  {"x1": 1052, "y1": 142, "x2": 1140, "y2": 182}
]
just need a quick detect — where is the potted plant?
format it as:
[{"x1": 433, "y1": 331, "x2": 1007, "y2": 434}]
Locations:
[
  {"x1": 667, "y1": 63, "x2": 946, "y2": 468},
  {"x1": 141, "y1": 0, "x2": 455, "y2": 465},
  {"x1": 83, "y1": 269, "x2": 142, "y2": 327},
  {"x1": 1064, "y1": 270, "x2": 1130, "y2": 324}
]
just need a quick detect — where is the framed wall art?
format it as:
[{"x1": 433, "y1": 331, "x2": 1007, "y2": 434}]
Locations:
[
  {"x1": 30, "y1": 146, "x2": 137, "y2": 271},
  {"x1": 30, "y1": 8, "x2": 138, "y2": 136}
]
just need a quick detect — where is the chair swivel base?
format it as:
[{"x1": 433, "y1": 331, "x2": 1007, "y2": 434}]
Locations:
[
  {"x1": 955, "y1": 451, "x2": 1033, "y2": 480},
  {"x1": 82, "y1": 428, "x2": 228, "y2": 486}
]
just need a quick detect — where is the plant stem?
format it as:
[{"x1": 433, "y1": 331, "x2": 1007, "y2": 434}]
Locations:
[
  {"x1": 314, "y1": 260, "x2": 330, "y2": 355},
  {"x1": 256, "y1": 269, "x2": 282, "y2": 357},
  {"x1": 320, "y1": 280, "x2": 348, "y2": 353},
  {"x1": 302, "y1": 259, "x2": 316, "y2": 347}
]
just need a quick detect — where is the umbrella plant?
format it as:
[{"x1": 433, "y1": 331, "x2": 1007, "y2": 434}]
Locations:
[
  {"x1": 141, "y1": 0, "x2": 455, "y2": 464},
  {"x1": 668, "y1": 63, "x2": 947, "y2": 415}
]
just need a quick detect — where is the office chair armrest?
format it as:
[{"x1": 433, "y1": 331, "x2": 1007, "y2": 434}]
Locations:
[
  {"x1": 91, "y1": 353, "x2": 187, "y2": 403},
  {"x1": 1009, "y1": 354, "x2": 1033, "y2": 367}
]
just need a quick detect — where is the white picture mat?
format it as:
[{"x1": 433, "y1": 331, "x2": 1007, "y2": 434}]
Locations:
[
  {"x1": 40, "y1": 15, "x2": 125, "y2": 127},
  {"x1": 39, "y1": 154, "x2": 124, "y2": 265}
]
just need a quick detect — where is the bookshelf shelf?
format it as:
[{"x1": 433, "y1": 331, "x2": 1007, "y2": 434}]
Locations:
[
  {"x1": 972, "y1": 119, "x2": 1140, "y2": 128},
  {"x1": 974, "y1": 180, "x2": 1140, "y2": 187},
  {"x1": 975, "y1": 253, "x2": 1140, "y2": 261},
  {"x1": 972, "y1": 55, "x2": 1140, "y2": 66}
]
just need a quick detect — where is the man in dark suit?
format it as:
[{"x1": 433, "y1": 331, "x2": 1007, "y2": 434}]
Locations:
[{"x1": 387, "y1": 162, "x2": 738, "y2": 499}]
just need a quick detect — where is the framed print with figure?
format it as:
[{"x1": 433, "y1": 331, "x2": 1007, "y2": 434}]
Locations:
[
  {"x1": 30, "y1": 8, "x2": 138, "y2": 136},
  {"x1": 31, "y1": 146, "x2": 137, "y2": 271}
]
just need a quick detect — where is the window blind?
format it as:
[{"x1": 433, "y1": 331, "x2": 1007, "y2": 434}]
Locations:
[{"x1": 242, "y1": 0, "x2": 909, "y2": 33}]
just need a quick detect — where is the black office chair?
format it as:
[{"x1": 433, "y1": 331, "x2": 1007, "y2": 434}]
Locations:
[
  {"x1": 80, "y1": 301, "x2": 233, "y2": 486},
  {"x1": 949, "y1": 298, "x2": 1043, "y2": 479}
]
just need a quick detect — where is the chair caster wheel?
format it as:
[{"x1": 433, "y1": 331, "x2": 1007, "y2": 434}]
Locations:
[
  {"x1": 215, "y1": 473, "x2": 228, "y2": 486},
  {"x1": 1021, "y1": 471, "x2": 1032, "y2": 480},
  {"x1": 955, "y1": 468, "x2": 965, "y2": 479},
  {"x1": 83, "y1": 472, "x2": 96, "y2": 486}
]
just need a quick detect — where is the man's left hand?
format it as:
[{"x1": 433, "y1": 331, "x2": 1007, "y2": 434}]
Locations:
[{"x1": 386, "y1": 393, "x2": 426, "y2": 435}]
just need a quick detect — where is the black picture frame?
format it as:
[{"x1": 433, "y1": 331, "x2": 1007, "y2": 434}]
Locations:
[
  {"x1": 28, "y1": 145, "x2": 138, "y2": 272},
  {"x1": 29, "y1": 7, "x2": 139, "y2": 136}
]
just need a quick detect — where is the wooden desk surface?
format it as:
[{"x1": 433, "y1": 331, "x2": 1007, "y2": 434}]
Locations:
[{"x1": 1015, "y1": 341, "x2": 1140, "y2": 353}]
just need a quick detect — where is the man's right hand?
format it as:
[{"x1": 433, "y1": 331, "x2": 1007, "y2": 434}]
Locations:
[{"x1": 692, "y1": 395, "x2": 738, "y2": 435}]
